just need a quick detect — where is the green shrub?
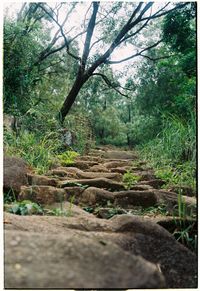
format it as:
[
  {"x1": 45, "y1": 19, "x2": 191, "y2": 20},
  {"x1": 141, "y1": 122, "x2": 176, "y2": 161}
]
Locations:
[
  {"x1": 57, "y1": 150, "x2": 79, "y2": 166},
  {"x1": 122, "y1": 171, "x2": 141, "y2": 190}
]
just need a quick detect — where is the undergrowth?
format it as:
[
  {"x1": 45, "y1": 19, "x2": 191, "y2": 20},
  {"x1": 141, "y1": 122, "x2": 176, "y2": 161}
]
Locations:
[{"x1": 137, "y1": 113, "x2": 196, "y2": 191}]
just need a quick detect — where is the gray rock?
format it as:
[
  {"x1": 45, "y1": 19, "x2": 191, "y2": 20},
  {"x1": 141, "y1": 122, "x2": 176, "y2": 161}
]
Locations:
[{"x1": 5, "y1": 229, "x2": 165, "y2": 289}]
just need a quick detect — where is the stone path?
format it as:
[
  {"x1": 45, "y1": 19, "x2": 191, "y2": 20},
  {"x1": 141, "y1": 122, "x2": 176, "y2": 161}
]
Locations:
[{"x1": 4, "y1": 147, "x2": 197, "y2": 288}]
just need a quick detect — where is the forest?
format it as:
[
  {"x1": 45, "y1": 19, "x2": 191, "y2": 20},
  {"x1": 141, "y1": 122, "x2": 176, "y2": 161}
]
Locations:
[{"x1": 3, "y1": 2, "x2": 197, "y2": 289}]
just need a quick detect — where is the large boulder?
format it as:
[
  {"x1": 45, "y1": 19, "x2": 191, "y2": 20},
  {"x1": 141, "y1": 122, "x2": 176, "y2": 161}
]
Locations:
[
  {"x1": 4, "y1": 211, "x2": 166, "y2": 289},
  {"x1": 4, "y1": 156, "x2": 31, "y2": 197},
  {"x1": 5, "y1": 229, "x2": 165, "y2": 289},
  {"x1": 4, "y1": 212, "x2": 197, "y2": 288}
]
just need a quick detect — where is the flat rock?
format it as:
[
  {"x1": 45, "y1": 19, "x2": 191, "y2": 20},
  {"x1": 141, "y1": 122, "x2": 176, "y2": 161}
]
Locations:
[
  {"x1": 76, "y1": 155, "x2": 103, "y2": 162},
  {"x1": 71, "y1": 160, "x2": 99, "y2": 170},
  {"x1": 77, "y1": 171, "x2": 122, "y2": 182},
  {"x1": 103, "y1": 160, "x2": 132, "y2": 169},
  {"x1": 80, "y1": 187, "x2": 114, "y2": 206},
  {"x1": 4, "y1": 156, "x2": 31, "y2": 197},
  {"x1": 59, "y1": 178, "x2": 125, "y2": 191},
  {"x1": 18, "y1": 185, "x2": 66, "y2": 205},
  {"x1": 88, "y1": 164, "x2": 110, "y2": 172},
  {"x1": 101, "y1": 150, "x2": 137, "y2": 160},
  {"x1": 27, "y1": 173, "x2": 58, "y2": 187},
  {"x1": 47, "y1": 167, "x2": 82, "y2": 178},
  {"x1": 113, "y1": 190, "x2": 158, "y2": 208},
  {"x1": 109, "y1": 166, "x2": 131, "y2": 174},
  {"x1": 5, "y1": 229, "x2": 165, "y2": 289}
]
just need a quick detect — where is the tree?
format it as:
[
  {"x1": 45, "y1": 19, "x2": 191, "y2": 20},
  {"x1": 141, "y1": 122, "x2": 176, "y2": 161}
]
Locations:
[
  {"x1": 31, "y1": 2, "x2": 188, "y2": 123},
  {"x1": 3, "y1": 3, "x2": 78, "y2": 118}
]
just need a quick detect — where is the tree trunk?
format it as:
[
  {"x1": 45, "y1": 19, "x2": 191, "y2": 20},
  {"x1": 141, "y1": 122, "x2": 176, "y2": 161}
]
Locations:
[{"x1": 59, "y1": 74, "x2": 85, "y2": 123}]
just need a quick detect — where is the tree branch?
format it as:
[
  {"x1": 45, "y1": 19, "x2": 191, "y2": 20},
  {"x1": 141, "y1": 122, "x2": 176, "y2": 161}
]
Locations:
[
  {"x1": 81, "y1": 2, "x2": 100, "y2": 70},
  {"x1": 106, "y1": 39, "x2": 163, "y2": 64},
  {"x1": 37, "y1": 3, "x2": 80, "y2": 63},
  {"x1": 140, "y1": 54, "x2": 173, "y2": 62},
  {"x1": 141, "y1": 3, "x2": 188, "y2": 21},
  {"x1": 92, "y1": 73, "x2": 130, "y2": 98}
]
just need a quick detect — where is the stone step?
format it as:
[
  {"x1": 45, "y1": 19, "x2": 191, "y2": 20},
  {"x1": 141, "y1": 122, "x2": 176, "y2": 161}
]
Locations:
[{"x1": 59, "y1": 177, "x2": 125, "y2": 191}]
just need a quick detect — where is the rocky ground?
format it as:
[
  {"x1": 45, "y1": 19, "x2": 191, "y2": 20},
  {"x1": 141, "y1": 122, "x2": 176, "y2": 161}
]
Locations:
[{"x1": 4, "y1": 147, "x2": 197, "y2": 288}]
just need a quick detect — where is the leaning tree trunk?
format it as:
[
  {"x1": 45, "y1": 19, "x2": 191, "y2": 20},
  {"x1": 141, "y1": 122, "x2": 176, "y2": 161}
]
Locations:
[{"x1": 59, "y1": 74, "x2": 85, "y2": 124}]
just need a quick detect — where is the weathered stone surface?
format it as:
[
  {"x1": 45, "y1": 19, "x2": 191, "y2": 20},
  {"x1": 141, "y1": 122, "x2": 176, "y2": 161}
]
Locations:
[
  {"x1": 4, "y1": 212, "x2": 110, "y2": 233},
  {"x1": 130, "y1": 184, "x2": 154, "y2": 191},
  {"x1": 102, "y1": 150, "x2": 137, "y2": 160},
  {"x1": 89, "y1": 164, "x2": 110, "y2": 172},
  {"x1": 80, "y1": 187, "x2": 114, "y2": 206},
  {"x1": 156, "y1": 190, "x2": 196, "y2": 215},
  {"x1": 110, "y1": 215, "x2": 197, "y2": 288},
  {"x1": 4, "y1": 147, "x2": 197, "y2": 289},
  {"x1": 71, "y1": 160, "x2": 99, "y2": 170},
  {"x1": 27, "y1": 173, "x2": 58, "y2": 187},
  {"x1": 77, "y1": 171, "x2": 122, "y2": 182},
  {"x1": 44, "y1": 201, "x2": 94, "y2": 217},
  {"x1": 4, "y1": 213, "x2": 197, "y2": 288},
  {"x1": 76, "y1": 155, "x2": 103, "y2": 162},
  {"x1": 60, "y1": 178, "x2": 125, "y2": 191},
  {"x1": 18, "y1": 186, "x2": 66, "y2": 205},
  {"x1": 103, "y1": 160, "x2": 132, "y2": 169},
  {"x1": 109, "y1": 166, "x2": 131, "y2": 174},
  {"x1": 4, "y1": 156, "x2": 31, "y2": 196},
  {"x1": 64, "y1": 186, "x2": 84, "y2": 203},
  {"x1": 138, "y1": 179, "x2": 166, "y2": 189},
  {"x1": 5, "y1": 229, "x2": 165, "y2": 289},
  {"x1": 113, "y1": 190, "x2": 158, "y2": 208},
  {"x1": 47, "y1": 167, "x2": 81, "y2": 178}
]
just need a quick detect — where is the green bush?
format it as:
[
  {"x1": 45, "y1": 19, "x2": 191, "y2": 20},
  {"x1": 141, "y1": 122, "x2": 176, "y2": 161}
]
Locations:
[
  {"x1": 57, "y1": 151, "x2": 79, "y2": 166},
  {"x1": 122, "y1": 171, "x2": 141, "y2": 190}
]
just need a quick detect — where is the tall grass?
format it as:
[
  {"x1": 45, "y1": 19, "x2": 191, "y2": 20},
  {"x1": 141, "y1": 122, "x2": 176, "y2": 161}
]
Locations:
[
  {"x1": 4, "y1": 130, "x2": 59, "y2": 174},
  {"x1": 138, "y1": 113, "x2": 196, "y2": 190}
]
